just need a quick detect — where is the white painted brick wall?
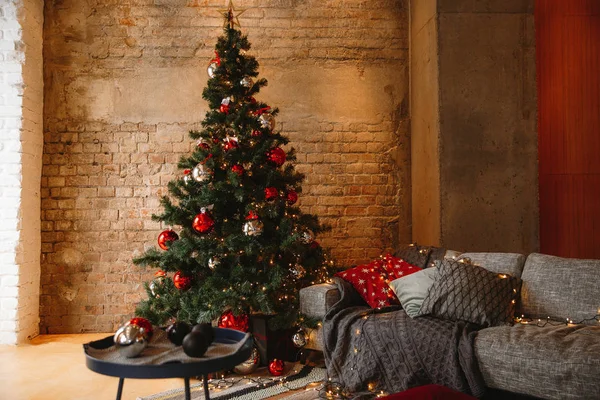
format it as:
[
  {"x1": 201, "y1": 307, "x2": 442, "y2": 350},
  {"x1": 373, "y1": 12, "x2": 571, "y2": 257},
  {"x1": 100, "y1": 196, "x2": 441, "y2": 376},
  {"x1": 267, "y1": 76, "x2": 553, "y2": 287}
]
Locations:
[{"x1": 0, "y1": 0, "x2": 43, "y2": 345}]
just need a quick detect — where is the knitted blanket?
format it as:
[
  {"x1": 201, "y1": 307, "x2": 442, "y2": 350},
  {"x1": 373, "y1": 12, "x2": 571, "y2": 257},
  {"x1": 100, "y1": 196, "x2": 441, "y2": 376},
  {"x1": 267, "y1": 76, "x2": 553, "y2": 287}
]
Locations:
[{"x1": 322, "y1": 278, "x2": 486, "y2": 398}]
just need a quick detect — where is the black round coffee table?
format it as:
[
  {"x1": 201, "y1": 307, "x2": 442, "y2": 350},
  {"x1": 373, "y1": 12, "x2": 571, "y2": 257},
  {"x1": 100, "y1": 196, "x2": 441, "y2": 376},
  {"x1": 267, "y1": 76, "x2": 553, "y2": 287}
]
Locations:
[{"x1": 84, "y1": 328, "x2": 253, "y2": 400}]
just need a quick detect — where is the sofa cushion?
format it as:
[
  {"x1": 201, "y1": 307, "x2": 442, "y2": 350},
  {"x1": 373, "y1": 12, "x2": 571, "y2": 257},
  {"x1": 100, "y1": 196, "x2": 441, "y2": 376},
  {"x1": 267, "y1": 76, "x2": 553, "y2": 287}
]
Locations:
[
  {"x1": 418, "y1": 259, "x2": 521, "y2": 327},
  {"x1": 395, "y1": 244, "x2": 432, "y2": 269},
  {"x1": 475, "y1": 324, "x2": 600, "y2": 400},
  {"x1": 458, "y1": 252, "x2": 526, "y2": 278},
  {"x1": 520, "y1": 253, "x2": 600, "y2": 324},
  {"x1": 299, "y1": 283, "x2": 340, "y2": 319},
  {"x1": 389, "y1": 268, "x2": 436, "y2": 318}
]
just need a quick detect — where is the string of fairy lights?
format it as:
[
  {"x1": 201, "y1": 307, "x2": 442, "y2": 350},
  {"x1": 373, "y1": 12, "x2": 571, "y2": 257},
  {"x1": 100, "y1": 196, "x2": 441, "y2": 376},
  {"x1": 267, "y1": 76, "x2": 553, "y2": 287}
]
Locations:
[{"x1": 515, "y1": 314, "x2": 600, "y2": 327}]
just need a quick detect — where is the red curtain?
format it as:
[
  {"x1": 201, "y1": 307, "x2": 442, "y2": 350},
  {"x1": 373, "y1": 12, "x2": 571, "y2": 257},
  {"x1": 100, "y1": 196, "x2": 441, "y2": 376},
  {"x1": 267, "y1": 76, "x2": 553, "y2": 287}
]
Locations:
[{"x1": 537, "y1": 0, "x2": 600, "y2": 258}]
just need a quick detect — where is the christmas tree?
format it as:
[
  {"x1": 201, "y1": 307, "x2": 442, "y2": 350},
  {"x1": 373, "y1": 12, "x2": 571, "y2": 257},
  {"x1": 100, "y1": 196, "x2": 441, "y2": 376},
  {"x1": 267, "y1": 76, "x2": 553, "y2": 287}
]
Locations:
[{"x1": 134, "y1": 3, "x2": 333, "y2": 331}]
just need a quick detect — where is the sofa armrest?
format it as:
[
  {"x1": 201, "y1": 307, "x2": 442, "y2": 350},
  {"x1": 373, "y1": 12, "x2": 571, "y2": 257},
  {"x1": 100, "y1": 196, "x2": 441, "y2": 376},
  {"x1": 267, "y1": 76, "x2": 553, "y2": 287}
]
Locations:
[{"x1": 299, "y1": 283, "x2": 340, "y2": 320}]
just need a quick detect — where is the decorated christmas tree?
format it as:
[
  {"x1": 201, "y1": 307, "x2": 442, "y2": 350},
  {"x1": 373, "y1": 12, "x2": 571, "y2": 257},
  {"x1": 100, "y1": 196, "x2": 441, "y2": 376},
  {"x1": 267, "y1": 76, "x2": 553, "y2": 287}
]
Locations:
[{"x1": 134, "y1": 3, "x2": 333, "y2": 332}]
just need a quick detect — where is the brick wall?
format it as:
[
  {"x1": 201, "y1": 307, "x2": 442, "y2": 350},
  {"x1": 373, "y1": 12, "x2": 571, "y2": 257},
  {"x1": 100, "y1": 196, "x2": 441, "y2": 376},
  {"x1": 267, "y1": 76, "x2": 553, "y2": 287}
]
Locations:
[
  {"x1": 0, "y1": 0, "x2": 44, "y2": 344},
  {"x1": 41, "y1": 0, "x2": 410, "y2": 333}
]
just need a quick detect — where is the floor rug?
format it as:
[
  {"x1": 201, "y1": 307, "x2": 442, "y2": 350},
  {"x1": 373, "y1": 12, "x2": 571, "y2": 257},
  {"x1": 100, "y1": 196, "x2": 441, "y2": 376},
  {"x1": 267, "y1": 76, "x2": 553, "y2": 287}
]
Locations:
[{"x1": 139, "y1": 365, "x2": 327, "y2": 400}]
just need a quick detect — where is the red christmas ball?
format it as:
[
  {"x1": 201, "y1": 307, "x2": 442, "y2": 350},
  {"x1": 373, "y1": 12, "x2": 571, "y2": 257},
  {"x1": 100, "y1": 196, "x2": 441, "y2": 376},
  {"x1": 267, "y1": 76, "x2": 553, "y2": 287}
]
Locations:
[
  {"x1": 231, "y1": 164, "x2": 244, "y2": 176},
  {"x1": 223, "y1": 137, "x2": 239, "y2": 152},
  {"x1": 129, "y1": 317, "x2": 154, "y2": 338},
  {"x1": 154, "y1": 270, "x2": 166, "y2": 278},
  {"x1": 218, "y1": 310, "x2": 249, "y2": 332},
  {"x1": 158, "y1": 229, "x2": 179, "y2": 250},
  {"x1": 173, "y1": 271, "x2": 193, "y2": 290},
  {"x1": 246, "y1": 210, "x2": 259, "y2": 220},
  {"x1": 265, "y1": 187, "x2": 278, "y2": 201},
  {"x1": 268, "y1": 359, "x2": 285, "y2": 376},
  {"x1": 197, "y1": 139, "x2": 211, "y2": 150},
  {"x1": 251, "y1": 130, "x2": 262, "y2": 137},
  {"x1": 267, "y1": 147, "x2": 286, "y2": 167},
  {"x1": 220, "y1": 104, "x2": 230, "y2": 113},
  {"x1": 192, "y1": 211, "x2": 214, "y2": 234},
  {"x1": 286, "y1": 190, "x2": 298, "y2": 205}
]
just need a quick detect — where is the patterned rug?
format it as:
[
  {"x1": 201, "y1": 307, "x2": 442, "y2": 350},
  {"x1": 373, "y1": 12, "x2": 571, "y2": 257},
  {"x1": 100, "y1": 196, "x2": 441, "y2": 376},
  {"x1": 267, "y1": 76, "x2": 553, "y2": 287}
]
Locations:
[{"x1": 139, "y1": 365, "x2": 326, "y2": 400}]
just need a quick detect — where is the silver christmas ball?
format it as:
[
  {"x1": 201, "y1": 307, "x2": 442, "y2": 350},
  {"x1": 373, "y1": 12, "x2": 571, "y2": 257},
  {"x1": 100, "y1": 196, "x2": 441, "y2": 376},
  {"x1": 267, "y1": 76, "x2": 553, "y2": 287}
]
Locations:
[
  {"x1": 192, "y1": 163, "x2": 212, "y2": 183},
  {"x1": 207, "y1": 62, "x2": 218, "y2": 78},
  {"x1": 183, "y1": 174, "x2": 193, "y2": 186},
  {"x1": 113, "y1": 322, "x2": 148, "y2": 358},
  {"x1": 233, "y1": 346, "x2": 260, "y2": 375},
  {"x1": 208, "y1": 257, "x2": 220, "y2": 271},
  {"x1": 300, "y1": 230, "x2": 315, "y2": 244},
  {"x1": 258, "y1": 113, "x2": 276, "y2": 131},
  {"x1": 292, "y1": 329, "x2": 307, "y2": 348},
  {"x1": 240, "y1": 77, "x2": 254, "y2": 88},
  {"x1": 149, "y1": 279, "x2": 163, "y2": 297},
  {"x1": 243, "y1": 219, "x2": 264, "y2": 237},
  {"x1": 290, "y1": 264, "x2": 306, "y2": 279}
]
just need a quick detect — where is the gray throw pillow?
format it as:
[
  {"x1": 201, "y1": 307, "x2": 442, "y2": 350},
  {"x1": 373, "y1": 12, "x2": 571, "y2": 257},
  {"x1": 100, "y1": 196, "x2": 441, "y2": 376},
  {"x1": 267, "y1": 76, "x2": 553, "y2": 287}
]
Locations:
[
  {"x1": 394, "y1": 244, "x2": 431, "y2": 269},
  {"x1": 418, "y1": 259, "x2": 522, "y2": 327},
  {"x1": 389, "y1": 268, "x2": 436, "y2": 317}
]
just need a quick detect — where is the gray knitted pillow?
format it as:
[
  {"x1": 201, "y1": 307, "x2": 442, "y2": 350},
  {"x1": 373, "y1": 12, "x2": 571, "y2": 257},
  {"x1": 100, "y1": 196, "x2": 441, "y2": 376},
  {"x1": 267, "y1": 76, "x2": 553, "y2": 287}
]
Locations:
[{"x1": 418, "y1": 259, "x2": 522, "y2": 327}]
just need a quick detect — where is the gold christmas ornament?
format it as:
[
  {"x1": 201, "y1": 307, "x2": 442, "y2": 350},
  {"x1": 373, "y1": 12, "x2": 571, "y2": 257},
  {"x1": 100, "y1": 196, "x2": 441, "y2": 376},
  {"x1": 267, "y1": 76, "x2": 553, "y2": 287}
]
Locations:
[
  {"x1": 208, "y1": 257, "x2": 220, "y2": 271},
  {"x1": 243, "y1": 219, "x2": 264, "y2": 236},
  {"x1": 218, "y1": 0, "x2": 247, "y2": 29}
]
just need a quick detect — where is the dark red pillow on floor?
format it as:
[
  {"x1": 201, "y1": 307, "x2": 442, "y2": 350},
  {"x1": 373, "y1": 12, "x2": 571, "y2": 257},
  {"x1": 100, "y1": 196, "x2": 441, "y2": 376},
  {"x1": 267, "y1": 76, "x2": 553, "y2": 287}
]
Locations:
[
  {"x1": 379, "y1": 384, "x2": 477, "y2": 400},
  {"x1": 335, "y1": 255, "x2": 420, "y2": 309}
]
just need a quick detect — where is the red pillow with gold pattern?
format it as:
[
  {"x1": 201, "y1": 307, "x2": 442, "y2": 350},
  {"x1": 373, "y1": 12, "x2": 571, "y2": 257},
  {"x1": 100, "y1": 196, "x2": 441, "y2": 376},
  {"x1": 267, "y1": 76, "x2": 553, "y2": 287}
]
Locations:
[{"x1": 335, "y1": 260, "x2": 399, "y2": 309}]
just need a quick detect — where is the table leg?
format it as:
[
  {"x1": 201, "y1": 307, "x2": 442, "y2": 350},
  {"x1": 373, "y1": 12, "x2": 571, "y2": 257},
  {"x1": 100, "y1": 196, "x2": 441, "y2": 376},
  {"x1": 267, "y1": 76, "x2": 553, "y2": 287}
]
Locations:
[
  {"x1": 116, "y1": 378, "x2": 124, "y2": 400},
  {"x1": 203, "y1": 374, "x2": 210, "y2": 400},
  {"x1": 184, "y1": 377, "x2": 191, "y2": 400}
]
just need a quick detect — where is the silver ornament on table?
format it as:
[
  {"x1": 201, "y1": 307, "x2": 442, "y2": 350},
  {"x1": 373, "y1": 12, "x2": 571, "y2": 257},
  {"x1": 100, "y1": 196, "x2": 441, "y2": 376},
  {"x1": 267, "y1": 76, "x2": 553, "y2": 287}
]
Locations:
[
  {"x1": 192, "y1": 163, "x2": 212, "y2": 183},
  {"x1": 207, "y1": 62, "x2": 218, "y2": 78},
  {"x1": 243, "y1": 219, "x2": 264, "y2": 236},
  {"x1": 233, "y1": 346, "x2": 260, "y2": 375},
  {"x1": 292, "y1": 329, "x2": 308, "y2": 348},
  {"x1": 113, "y1": 322, "x2": 148, "y2": 358},
  {"x1": 290, "y1": 264, "x2": 306, "y2": 279},
  {"x1": 240, "y1": 77, "x2": 254, "y2": 88},
  {"x1": 258, "y1": 113, "x2": 276, "y2": 131},
  {"x1": 208, "y1": 257, "x2": 220, "y2": 271},
  {"x1": 300, "y1": 230, "x2": 315, "y2": 244}
]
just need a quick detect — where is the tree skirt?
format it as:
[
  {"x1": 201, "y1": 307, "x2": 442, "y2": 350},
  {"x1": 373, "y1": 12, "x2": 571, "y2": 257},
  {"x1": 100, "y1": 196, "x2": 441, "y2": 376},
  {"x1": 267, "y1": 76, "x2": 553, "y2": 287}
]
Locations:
[{"x1": 139, "y1": 365, "x2": 326, "y2": 400}]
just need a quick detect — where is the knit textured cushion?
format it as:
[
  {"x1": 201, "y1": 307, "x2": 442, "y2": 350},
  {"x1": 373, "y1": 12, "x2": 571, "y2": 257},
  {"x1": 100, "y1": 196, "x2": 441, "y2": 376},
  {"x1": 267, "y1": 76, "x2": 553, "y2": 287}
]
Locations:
[{"x1": 418, "y1": 260, "x2": 522, "y2": 327}]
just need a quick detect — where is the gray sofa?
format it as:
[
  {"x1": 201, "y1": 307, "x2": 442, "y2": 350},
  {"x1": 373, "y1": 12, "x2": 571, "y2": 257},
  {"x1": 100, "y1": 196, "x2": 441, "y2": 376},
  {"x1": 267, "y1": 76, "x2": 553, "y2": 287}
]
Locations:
[{"x1": 299, "y1": 252, "x2": 600, "y2": 399}]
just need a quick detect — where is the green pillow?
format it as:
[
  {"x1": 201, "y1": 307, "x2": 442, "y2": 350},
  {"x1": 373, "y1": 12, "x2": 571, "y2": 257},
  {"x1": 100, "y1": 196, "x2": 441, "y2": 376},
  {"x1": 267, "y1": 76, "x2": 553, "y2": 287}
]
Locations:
[{"x1": 389, "y1": 267, "x2": 436, "y2": 317}]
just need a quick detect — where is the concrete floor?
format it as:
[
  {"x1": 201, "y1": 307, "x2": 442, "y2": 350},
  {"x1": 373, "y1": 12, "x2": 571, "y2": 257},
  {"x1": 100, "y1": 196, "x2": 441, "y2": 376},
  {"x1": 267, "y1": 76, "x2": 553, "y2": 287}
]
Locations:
[{"x1": 0, "y1": 334, "x2": 308, "y2": 400}]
